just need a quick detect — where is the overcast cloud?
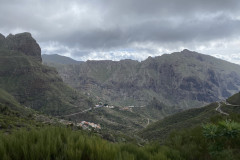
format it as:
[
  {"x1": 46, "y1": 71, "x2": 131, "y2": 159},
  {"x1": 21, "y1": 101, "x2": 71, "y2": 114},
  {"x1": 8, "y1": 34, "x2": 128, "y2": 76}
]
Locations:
[{"x1": 0, "y1": 0, "x2": 240, "y2": 63}]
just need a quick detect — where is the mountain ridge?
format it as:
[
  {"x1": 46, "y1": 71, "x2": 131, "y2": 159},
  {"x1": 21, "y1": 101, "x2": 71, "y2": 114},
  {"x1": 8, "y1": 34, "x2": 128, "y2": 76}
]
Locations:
[
  {"x1": 0, "y1": 32, "x2": 93, "y2": 116},
  {"x1": 43, "y1": 49, "x2": 240, "y2": 110},
  {"x1": 42, "y1": 54, "x2": 82, "y2": 65}
]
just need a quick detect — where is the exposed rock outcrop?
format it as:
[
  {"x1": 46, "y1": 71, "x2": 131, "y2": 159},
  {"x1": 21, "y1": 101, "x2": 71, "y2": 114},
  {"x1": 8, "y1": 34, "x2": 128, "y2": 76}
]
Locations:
[
  {"x1": 43, "y1": 50, "x2": 240, "y2": 109},
  {"x1": 0, "y1": 33, "x2": 6, "y2": 48},
  {"x1": 0, "y1": 32, "x2": 92, "y2": 115},
  {"x1": 0, "y1": 32, "x2": 42, "y2": 62}
]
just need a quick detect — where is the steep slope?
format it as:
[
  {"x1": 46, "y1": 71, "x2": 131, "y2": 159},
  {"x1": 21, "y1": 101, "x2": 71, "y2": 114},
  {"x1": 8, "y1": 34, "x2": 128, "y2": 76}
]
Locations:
[
  {"x1": 227, "y1": 91, "x2": 240, "y2": 105},
  {"x1": 139, "y1": 92, "x2": 240, "y2": 141},
  {"x1": 0, "y1": 32, "x2": 92, "y2": 116},
  {"x1": 0, "y1": 88, "x2": 32, "y2": 116},
  {"x1": 44, "y1": 49, "x2": 240, "y2": 109},
  {"x1": 0, "y1": 88, "x2": 47, "y2": 131}
]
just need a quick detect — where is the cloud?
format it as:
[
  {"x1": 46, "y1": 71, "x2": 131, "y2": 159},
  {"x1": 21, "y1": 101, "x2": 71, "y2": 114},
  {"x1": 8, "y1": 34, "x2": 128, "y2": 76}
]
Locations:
[{"x1": 0, "y1": 0, "x2": 240, "y2": 63}]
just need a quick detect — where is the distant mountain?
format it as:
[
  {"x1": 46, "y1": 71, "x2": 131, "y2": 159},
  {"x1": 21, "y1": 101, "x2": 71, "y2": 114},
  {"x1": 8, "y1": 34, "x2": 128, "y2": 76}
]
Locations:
[
  {"x1": 42, "y1": 54, "x2": 82, "y2": 65},
  {"x1": 0, "y1": 32, "x2": 92, "y2": 116},
  {"x1": 44, "y1": 49, "x2": 240, "y2": 110},
  {"x1": 139, "y1": 92, "x2": 240, "y2": 141}
]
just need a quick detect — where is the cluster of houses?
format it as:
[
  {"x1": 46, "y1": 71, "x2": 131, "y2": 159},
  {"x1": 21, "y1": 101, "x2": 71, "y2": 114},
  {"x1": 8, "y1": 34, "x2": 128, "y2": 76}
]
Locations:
[
  {"x1": 58, "y1": 119, "x2": 101, "y2": 130},
  {"x1": 95, "y1": 103, "x2": 138, "y2": 112},
  {"x1": 95, "y1": 104, "x2": 115, "y2": 109},
  {"x1": 76, "y1": 121, "x2": 101, "y2": 130}
]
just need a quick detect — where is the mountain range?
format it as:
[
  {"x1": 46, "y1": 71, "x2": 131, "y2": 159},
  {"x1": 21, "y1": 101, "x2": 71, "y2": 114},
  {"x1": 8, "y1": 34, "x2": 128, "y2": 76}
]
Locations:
[
  {"x1": 1, "y1": 32, "x2": 240, "y2": 159},
  {"x1": 43, "y1": 50, "x2": 240, "y2": 110}
]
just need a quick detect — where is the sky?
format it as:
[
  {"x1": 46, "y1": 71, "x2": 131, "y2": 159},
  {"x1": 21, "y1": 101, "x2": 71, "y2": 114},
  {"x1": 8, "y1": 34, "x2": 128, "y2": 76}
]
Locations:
[{"x1": 0, "y1": 0, "x2": 240, "y2": 63}]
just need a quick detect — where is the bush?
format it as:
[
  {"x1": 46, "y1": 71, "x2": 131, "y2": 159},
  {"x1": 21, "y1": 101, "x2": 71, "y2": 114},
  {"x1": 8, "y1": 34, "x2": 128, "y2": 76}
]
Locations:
[{"x1": 0, "y1": 126, "x2": 179, "y2": 160}]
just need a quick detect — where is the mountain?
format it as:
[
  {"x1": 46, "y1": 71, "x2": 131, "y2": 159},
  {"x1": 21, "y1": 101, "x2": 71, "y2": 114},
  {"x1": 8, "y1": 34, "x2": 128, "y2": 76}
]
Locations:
[
  {"x1": 43, "y1": 49, "x2": 240, "y2": 110},
  {"x1": 139, "y1": 92, "x2": 240, "y2": 142},
  {"x1": 0, "y1": 32, "x2": 92, "y2": 116},
  {"x1": 0, "y1": 32, "x2": 42, "y2": 61},
  {"x1": 42, "y1": 54, "x2": 82, "y2": 65}
]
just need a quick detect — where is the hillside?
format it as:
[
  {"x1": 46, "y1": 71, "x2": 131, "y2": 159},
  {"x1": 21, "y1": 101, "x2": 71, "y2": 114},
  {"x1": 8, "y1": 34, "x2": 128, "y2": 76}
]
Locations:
[
  {"x1": 0, "y1": 32, "x2": 180, "y2": 137},
  {"x1": 1, "y1": 92, "x2": 239, "y2": 159},
  {"x1": 139, "y1": 92, "x2": 240, "y2": 142},
  {"x1": 0, "y1": 87, "x2": 52, "y2": 132},
  {"x1": 1, "y1": 33, "x2": 239, "y2": 159},
  {"x1": 43, "y1": 49, "x2": 240, "y2": 110},
  {"x1": 64, "y1": 103, "x2": 180, "y2": 136},
  {"x1": 0, "y1": 32, "x2": 92, "y2": 116}
]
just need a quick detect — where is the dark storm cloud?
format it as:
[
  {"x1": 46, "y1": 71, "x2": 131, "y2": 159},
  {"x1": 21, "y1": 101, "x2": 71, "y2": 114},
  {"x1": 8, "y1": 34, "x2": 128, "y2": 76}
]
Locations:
[
  {"x1": 54, "y1": 14, "x2": 240, "y2": 50},
  {"x1": 105, "y1": 0, "x2": 240, "y2": 16},
  {"x1": 0, "y1": 0, "x2": 240, "y2": 60}
]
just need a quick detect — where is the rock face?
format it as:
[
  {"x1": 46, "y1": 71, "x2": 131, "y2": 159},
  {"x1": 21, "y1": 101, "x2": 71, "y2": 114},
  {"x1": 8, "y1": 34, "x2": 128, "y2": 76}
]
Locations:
[
  {"x1": 43, "y1": 50, "x2": 240, "y2": 109},
  {"x1": 0, "y1": 32, "x2": 42, "y2": 62},
  {"x1": 0, "y1": 32, "x2": 92, "y2": 115},
  {"x1": 0, "y1": 33, "x2": 6, "y2": 48}
]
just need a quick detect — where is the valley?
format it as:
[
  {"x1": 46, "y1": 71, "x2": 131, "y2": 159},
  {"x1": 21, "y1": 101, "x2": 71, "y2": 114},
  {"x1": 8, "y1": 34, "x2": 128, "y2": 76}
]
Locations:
[
  {"x1": 43, "y1": 50, "x2": 240, "y2": 110},
  {"x1": 2, "y1": 0, "x2": 240, "y2": 159},
  {"x1": 0, "y1": 32, "x2": 240, "y2": 159}
]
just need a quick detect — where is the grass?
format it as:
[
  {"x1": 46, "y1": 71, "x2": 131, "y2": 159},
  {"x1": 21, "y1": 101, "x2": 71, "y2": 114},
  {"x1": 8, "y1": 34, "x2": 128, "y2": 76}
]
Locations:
[
  {"x1": 227, "y1": 92, "x2": 240, "y2": 105},
  {"x1": 0, "y1": 119, "x2": 239, "y2": 160},
  {"x1": 139, "y1": 102, "x2": 222, "y2": 141},
  {"x1": 139, "y1": 91, "x2": 240, "y2": 143}
]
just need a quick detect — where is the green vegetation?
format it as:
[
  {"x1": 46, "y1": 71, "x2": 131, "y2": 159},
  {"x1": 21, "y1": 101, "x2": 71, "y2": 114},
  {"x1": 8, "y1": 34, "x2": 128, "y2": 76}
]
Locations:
[
  {"x1": 0, "y1": 88, "x2": 31, "y2": 115},
  {"x1": 0, "y1": 127, "x2": 179, "y2": 160},
  {"x1": 1, "y1": 35, "x2": 240, "y2": 159},
  {"x1": 0, "y1": 48, "x2": 92, "y2": 116},
  {"x1": 139, "y1": 103, "x2": 219, "y2": 141},
  {"x1": 166, "y1": 118, "x2": 240, "y2": 160},
  {"x1": 140, "y1": 92, "x2": 240, "y2": 142},
  {"x1": 0, "y1": 117, "x2": 239, "y2": 160},
  {"x1": 227, "y1": 92, "x2": 240, "y2": 105}
]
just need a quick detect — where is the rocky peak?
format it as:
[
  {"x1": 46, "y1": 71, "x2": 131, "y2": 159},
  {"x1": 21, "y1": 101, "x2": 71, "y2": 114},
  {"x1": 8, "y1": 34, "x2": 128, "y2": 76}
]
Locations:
[
  {"x1": 181, "y1": 49, "x2": 191, "y2": 53},
  {"x1": 0, "y1": 33, "x2": 5, "y2": 40},
  {"x1": 2, "y1": 32, "x2": 42, "y2": 62},
  {"x1": 0, "y1": 33, "x2": 6, "y2": 48}
]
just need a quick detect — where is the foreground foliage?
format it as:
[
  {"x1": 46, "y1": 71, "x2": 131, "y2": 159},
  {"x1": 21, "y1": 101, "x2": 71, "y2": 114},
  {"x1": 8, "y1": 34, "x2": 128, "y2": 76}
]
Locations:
[
  {"x1": 0, "y1": 118, "x2": 240, "y2": 160},
  {"x1": 0, "y1": 127, "x2": 179, "y2": 160}
]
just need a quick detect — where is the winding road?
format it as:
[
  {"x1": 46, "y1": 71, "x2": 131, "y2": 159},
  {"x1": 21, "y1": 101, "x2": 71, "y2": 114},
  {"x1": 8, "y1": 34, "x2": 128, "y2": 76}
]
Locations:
[
  {"x1": 215, "y1": 102, "x2": 229, "y2": 116},
  {"x1": 62, "y1": 105, "x2": 106, "y2": 117},
  {"x1": 63, "y1": 108, "x2": 92, "y2": 117},
  {"x1": 215, "y1": 100, "x2": 239, "y2": 116}
]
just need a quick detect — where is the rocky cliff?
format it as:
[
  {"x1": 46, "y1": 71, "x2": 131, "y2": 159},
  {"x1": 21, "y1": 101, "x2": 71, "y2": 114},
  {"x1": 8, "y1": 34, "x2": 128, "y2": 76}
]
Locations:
[
  {"x1": 43, "y1": 50, "x2": 240, "y2": 109},
  {"x1": 0, "y1": 32, "x2": 92, "y2": 115},
  {"x1": 0, "y1": 32, "x2": 42, "y2": 61}
]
